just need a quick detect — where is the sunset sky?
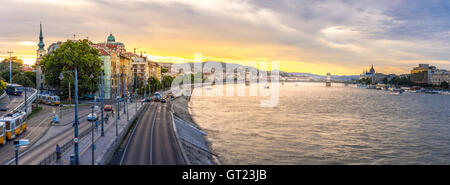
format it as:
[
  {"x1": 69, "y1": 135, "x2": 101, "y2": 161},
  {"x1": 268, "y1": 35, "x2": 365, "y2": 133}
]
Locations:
[{"x1": 1, "y1": 0, "x2": 450, "y2": 75}]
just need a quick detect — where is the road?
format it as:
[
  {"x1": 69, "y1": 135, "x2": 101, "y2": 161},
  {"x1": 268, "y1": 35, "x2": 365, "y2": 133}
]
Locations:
[
  {"x1": 120, "y1": 101, "x2": 185, "y2": 165},
  {"x1": 4, "y1": 106, "x2": 101, "y2": 165},
  {"x1": 0, "y1": 94, "x2": 26, "y2": 117}
]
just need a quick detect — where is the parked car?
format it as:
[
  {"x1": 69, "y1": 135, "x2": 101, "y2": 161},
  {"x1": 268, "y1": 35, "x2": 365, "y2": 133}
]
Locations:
[
  {"x1": 83, "y1": 94, "x2": 95, "y2": 100},
  {"x1": 104, "y1": 105, "x2": 112, "y2": 111},
  {"x1": 87, "y1": 113, "x2": 98, "y2": 121}
]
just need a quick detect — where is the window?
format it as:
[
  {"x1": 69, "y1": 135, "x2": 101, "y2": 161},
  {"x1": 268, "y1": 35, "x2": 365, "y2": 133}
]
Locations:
[{"x1": 5, "y1": 121, "x2": 10, "y2": 130}]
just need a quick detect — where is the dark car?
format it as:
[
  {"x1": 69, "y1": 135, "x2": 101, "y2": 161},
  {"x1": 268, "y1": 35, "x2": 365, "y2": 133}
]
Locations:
[
  {"x1": 161, "y1": 98, "x2": 166, "y2": 103},
  {"x1": 144, "y1": 98, "x2": 151, "y2": 102},
  {"x1": 83, "y1": 94, "x2": 95, "y2": 100}
]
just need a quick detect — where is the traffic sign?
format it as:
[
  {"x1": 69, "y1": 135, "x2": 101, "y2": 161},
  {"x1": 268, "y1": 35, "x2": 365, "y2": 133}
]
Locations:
[{"x1": 73, "y1": 137, "x2": 79, "y2": 143}]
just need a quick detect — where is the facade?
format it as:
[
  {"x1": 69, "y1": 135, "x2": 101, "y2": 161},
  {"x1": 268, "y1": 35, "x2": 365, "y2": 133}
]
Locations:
[
  {"x1": 359, "y1": 65, "x2": 376, "y2": 84},
  {"x1": 35, "y1": 23, "x2": 46, "y2": 91},
  {"x1": 36, "y1": 30, "x2": 166, "y2": 99},
  {"x1": 430, "y1": 69, "x2": 449, "y2": 86},
  {"x1": 94, "y1": 34, "x2": 133, "y2": 98},
  {"x1": 411, "y1": 64, "x2": 449, "y2": 85},
  {"x1": 411, "y1": 64, "x2": 432, "y2": 84},
  {"x1": 131, "y1": 53, "x2": 149, "y2": 83}
]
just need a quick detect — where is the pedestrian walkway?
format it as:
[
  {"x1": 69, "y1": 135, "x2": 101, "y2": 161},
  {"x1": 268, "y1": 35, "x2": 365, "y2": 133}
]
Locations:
[{"x1": 56, "y1": 101, "x2": 145, "y2": 165}]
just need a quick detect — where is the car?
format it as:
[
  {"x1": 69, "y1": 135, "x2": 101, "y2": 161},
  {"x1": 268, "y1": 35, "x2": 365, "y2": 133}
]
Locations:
[
  {"x1": 104, "y1": 105, "x2": 112, "y2": 111},
  {"x1": 87, "y1": 113, "x2": 98, "y2": 121},
  {"x1": 83, "y1": 94, "x2": 95, "y2": 100},
  {"x1": 161, "y1": 98, "x2": 166, "y2": 103},
  {"x1": 144, "y1": 98, "x2": 151, "y2": 102}
]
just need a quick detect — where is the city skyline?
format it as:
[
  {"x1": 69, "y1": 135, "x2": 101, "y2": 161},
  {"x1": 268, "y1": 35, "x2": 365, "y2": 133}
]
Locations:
[{"x1": 1, "y1": 0, "x2": 450, "y2": 75}]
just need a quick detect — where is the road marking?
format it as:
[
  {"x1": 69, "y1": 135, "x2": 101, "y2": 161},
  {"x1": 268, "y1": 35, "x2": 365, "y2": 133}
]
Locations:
[
  {"x1": 120, "y1": 103, "x2": 150, "y2": 165},
  {"x1": 149, "y1": 103, "x2": 159, "y2": 165}
]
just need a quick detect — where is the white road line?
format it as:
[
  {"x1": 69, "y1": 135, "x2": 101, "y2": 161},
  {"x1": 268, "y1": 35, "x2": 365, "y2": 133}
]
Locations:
[
  {"x1": 119, "y1": 104, "x2": 146, "y2": 165},
  {"x1": 149, "y1": 103, "x2": 159, "y2": 165}
]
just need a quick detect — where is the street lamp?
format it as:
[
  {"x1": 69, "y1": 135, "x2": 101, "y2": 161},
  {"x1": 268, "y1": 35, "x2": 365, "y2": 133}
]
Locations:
[
  {"x1": 99, "y1": 72, "x2": 104, "y2": 137},
  {"x1": 14, "y1": 139, "x2": 29, "y2": 165},
  {"x1": 89, "y1": 73, "x2": 95, "y2": 165},
  {"x1": 59, "y1": 69, "x2": 80, "y2": 165},
  {"x1": 7, "y1": 51, "x2": 13, "y2": 84}
]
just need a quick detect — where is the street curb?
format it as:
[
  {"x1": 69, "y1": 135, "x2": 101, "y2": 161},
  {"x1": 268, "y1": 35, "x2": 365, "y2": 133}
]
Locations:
[{"x1": 170, "y1": 101, "x2": 190, "y2": 165}]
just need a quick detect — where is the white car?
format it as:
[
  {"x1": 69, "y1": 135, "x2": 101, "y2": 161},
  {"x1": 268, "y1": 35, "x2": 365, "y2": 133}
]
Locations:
[{"x1": 87, "y1": 113, "x2": 98, "y2": 121}]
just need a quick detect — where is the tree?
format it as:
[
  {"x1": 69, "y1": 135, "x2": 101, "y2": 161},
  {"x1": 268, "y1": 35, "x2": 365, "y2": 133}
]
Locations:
[
  {"x1": 0, "y1": 80, "x2": 6, "y2": 94},
  {"x1": 0, "y1": 57, "x2": 23, "y2": 72},
  {"x1": 382, "y1": 77, "x2": 388, "y2": 84},
  {"x1": 441, "y1": 81, "x2": 449, "y2": 89},
  {"x1": 40, "y1": 39, "x2": 102, "y2": 96},
  {"x1": 162, "y1": 75, "x2": 175, "y2": 88},
  {"x1": 0, "y1": 57, "x2": 24, "y2": 83},
  {"x1": 148, "y1": 76, "x2": 162, "y2": 93},
  {"x1": 161, "y1": 67, "x2": 169, "y2": 73},
  {"x1": 12, "y1": 72, "x2": 35, "y2": 87}
]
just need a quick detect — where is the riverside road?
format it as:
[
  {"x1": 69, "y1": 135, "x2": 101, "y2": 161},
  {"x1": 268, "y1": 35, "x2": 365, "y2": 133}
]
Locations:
[{"x1": 120, "y1": 101, "x2": 185, "y2": 165}]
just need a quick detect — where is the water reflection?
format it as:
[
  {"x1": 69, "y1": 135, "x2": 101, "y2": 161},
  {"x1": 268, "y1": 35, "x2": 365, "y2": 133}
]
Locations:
[{"x1": 190, "y1": 82, "x2": 450, "y2": 164}]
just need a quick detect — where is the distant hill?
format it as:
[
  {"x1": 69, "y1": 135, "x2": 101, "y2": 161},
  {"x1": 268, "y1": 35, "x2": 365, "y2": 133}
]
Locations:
[{"x1": 161, "y1": 61, "x2": 359, "y2": 80}]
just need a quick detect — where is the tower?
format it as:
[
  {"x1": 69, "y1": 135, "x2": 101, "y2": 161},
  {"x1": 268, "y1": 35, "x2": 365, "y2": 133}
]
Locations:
[{"x1": 36, "y1": 22, "x2": 46, "y2": 90}]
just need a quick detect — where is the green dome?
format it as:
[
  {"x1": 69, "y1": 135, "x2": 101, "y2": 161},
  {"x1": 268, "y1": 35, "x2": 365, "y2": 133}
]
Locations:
[{"x1": 107, "y1": 34, "x2": 115, "y2": 42}]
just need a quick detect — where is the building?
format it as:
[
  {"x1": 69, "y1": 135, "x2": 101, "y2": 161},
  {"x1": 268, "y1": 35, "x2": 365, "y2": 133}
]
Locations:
[
  {"x1": 93, "y1": 34, "x2": 133, "y2": 98},
  {"x1": 359, "y1": 65, "x2": 376, "y2": 84},
  {"x1": 410, "y1": 64, "x2": 449, "y2": 86},
  {"x1": 35, "y1": 23, "x2": 46, "y2": 91},
  {"x1": 411, "y1": 64, "x2": 433, "y2": 84},
  {"x1": 430, "y1": 69, "x2": 449, "y2": 86}
]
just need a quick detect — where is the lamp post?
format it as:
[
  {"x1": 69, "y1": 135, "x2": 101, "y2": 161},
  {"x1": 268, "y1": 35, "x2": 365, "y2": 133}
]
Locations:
[
  {"x1": 59, "y1": 69, "x2": 79, "y2": 165},
  {"x1": 123, "y1": 72, "x2": 126, "y2": 115},
  {"x1": 117, "y1": 73, "x2": 120, "y2": 120},
  {"x1": 7, "y1": 51, "x2": 13, "y2": 84},
  {"x1": 100, "y1": 72, "x2": 104, "y2": 136},
  {"x1": 89, "y1": 74, "x2": 95, "y2": 165},
  {"x1": 14, "y1": 139, "x2": 29, "y2": 165}
]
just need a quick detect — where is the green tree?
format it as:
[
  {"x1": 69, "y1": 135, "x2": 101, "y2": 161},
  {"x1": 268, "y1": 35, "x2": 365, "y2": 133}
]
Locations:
[
  {"x1": 0, "y1": 57, "x2": 23, "y2": 72},
  {"x1": 161, "y1": 67, "x2": 169, "y2": 73},
  {"x1": 12, "y1": 72, "x2": 35, "y2": 87},
  {"x1": 162, "y1": 75, "x2": 175, "y2": 88},
  {"x1": 0, "y1": 80, "x2": 6, "y2": 93},
  {"x1": 148, "y1": 76, "x2": 162, "y2": 93},
  {"x1": 40, "y1": 39, "x2": 102, "y2": 97},
  {"x1": 382, "y1": 77, "x2": 388, "y2": 84},
  {"x1": 441, "y1": 81, "x2": 449, "y2": 89}
]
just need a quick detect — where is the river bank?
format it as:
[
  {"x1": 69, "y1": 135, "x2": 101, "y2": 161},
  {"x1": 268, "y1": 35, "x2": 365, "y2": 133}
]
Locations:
[{"x1": 172, "y1": 95, "x2": 220, "y2": 165}]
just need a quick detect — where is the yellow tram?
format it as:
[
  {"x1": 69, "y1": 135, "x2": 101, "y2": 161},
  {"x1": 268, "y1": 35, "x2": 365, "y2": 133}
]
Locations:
[
  {"x1": 0, "y1": 122, "x2": 5, "y2": 145},
  {"x1": 0, "y1": 112, "x2": 27, "y2": 140}
]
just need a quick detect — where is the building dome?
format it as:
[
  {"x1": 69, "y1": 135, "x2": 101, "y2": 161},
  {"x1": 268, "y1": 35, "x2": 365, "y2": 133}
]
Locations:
[{"x1": 107, "y1": 34, "x2": 115, "y2": 42}]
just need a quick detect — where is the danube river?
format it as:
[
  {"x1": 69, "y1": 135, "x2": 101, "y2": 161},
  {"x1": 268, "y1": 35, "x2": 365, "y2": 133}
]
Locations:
[{"x1": 189, "y1": 82, "x2": 450, "y2": 164}]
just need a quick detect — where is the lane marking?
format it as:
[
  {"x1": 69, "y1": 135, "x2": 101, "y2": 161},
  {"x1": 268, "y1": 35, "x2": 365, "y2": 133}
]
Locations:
[
  {"x1": 120, "y1": 103, "x2": 151, "y2": 165},
  {"x1": 149, "y1": 103, "x2": 159, "y2": 165}
]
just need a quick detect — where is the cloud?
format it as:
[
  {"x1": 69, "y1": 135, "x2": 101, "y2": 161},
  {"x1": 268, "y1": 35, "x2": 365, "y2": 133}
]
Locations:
[{"x1": 0, "y1": 0, "x2": 449, "y2": 75}]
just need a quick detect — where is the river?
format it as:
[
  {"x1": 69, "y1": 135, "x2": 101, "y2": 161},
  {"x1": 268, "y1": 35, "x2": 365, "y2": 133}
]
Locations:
[{"x1": 189, "y1": 82, "x2": 450, "y2": 164}]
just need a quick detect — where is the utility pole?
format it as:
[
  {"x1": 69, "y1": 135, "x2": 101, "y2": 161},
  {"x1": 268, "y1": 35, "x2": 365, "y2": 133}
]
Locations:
[
  {"x1": 117, "y1": 73, "x2": 120, "y2": 120},
  {"x1": 100, "y1": 72, "x2": 104, "y2": 136},
  {"x1": 7, "y1": 51, "x2": 13, "y2": 84}
]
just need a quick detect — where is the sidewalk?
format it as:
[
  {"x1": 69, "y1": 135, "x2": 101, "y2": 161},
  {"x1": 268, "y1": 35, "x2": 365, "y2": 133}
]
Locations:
[{"x1": 56, "y1": 101, "x2": 145, "y2": 165}]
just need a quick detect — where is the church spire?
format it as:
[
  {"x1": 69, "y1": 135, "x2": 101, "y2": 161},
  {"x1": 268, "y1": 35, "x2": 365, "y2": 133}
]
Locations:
[{"x1": 38, "y1": 22, "x2": 45, "y2": 50}]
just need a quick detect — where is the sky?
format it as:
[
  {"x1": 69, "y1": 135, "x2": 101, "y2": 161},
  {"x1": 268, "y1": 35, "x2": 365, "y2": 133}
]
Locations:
[{"x1": 0, "y1": 0, "x2": 450, "y2": 75}]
